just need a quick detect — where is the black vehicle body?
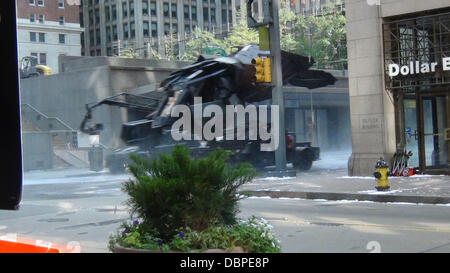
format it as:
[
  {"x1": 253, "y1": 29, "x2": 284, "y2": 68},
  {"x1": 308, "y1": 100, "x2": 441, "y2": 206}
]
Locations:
[{"x1": 81, "y1": 45, "x2": 335, "y2": 173}]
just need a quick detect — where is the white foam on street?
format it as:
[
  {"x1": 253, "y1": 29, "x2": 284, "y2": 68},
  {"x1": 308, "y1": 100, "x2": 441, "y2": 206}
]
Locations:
[
  {"x1": 357, "y1": 189, "x2": 404, "y2": 195},
  {"x1": 257, "y1": 177, "x2": 296, "y2": 181}
]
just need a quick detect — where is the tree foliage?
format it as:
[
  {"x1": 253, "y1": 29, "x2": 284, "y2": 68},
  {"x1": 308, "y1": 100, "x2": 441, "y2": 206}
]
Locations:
[{"x1": 158, "y1": 1, "x2": 346, "y2": 67}]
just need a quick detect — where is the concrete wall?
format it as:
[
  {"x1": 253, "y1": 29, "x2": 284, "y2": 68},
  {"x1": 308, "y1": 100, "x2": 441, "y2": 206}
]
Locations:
[
  {"x1": 346, "y1": 0, "x2": 450, "y2": 175},
  {"x1": 20, "y1": 56, "x2": 189, "y2": 150},
  {"x1": 380, "y1": 0, "x2": 450, "y2": 17},
  {"x1": 22, "y1": 132, "x2": 53, "y2": 171}
]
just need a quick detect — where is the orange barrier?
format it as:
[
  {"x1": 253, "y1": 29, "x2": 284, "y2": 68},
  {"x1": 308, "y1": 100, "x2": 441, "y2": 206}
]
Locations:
[{"x1": 0, "y1": 237, "x2": 81, "y2": 253}]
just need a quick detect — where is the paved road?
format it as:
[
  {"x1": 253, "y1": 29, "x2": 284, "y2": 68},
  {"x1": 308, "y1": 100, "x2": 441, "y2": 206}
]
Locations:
[
  {"x1": 239, "y1": 197, "x2": 450, "y2": 253},
  {"x1": 1, "y1": 169, "x2": 449, "y2": 253}
]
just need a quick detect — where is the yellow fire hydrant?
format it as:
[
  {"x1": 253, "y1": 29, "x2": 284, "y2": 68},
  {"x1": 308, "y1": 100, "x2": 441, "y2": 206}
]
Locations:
[{"x1": 373, "y1": 158, "x2": 390, "y2": 191}]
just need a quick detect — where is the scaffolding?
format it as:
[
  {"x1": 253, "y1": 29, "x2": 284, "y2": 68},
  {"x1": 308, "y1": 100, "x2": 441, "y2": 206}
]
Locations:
[{"x1": 383, "y1": 10, "x2": 450, "y2": 92}]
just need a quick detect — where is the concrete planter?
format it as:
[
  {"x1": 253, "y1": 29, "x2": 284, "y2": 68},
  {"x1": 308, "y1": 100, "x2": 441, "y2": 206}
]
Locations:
[{"x1": 113, "y1": 244, "x2": 247, "y2": 253}]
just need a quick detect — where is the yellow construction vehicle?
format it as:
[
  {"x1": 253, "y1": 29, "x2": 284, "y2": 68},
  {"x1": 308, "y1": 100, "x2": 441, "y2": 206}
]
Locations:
[{"x1": 19, "y1": 56, "x2": 52, "y2": 79}]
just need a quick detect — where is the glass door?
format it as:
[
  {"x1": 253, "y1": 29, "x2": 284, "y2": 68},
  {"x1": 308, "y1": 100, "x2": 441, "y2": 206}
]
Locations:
[
  {"x1": 419, "y1": 93, "x2": 450, "y2": 173},
  {"x1": 403, "y1": 98, "x2": 419, "y2": 167}
]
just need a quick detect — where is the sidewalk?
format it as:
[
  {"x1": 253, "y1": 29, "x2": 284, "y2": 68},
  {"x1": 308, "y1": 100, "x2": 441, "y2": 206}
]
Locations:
[{"x1": 240, "y1": 151, "x2": 450, "y2": 205}]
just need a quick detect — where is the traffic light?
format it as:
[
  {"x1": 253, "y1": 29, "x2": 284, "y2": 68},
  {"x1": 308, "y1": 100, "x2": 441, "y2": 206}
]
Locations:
[
  {"x1": 263, "y1": 57, "x2": 271, "y2": 83},
  {"x1": 252, "y1": 57, "x2": 264, "y2": 82},
  {"x1": 251, "y1": 57, "x2": 272, "y2": 83}
]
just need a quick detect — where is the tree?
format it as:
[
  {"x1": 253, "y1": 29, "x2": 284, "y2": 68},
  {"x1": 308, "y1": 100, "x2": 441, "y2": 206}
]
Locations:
[
  {"x1": 289, "y1": 3, "x2": 347, "y2": 68},
  {"x1": 148, "y1": 1, "x2": 346, "y2": 69},
  {"x1": 118, "y1": 48, "x2": 139, "y2": 58},
  {"x1": 181, "y1": 27, "x2": 225, "y2": 61}
]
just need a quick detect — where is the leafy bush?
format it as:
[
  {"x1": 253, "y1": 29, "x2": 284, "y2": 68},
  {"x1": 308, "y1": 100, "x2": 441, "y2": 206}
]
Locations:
[{"x1": 121, "y1": 145, "x2": 256, "y2": 240}]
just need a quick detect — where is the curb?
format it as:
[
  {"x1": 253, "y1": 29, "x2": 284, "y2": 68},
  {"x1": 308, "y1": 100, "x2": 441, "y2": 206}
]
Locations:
[{"x1": 242, "y1": 190, "x2": 450, "y2": 205}]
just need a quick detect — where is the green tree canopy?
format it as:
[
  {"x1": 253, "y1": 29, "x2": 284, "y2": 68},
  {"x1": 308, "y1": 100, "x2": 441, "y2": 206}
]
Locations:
[{"x1": 160, "y1": 1, "x2": 347, "y2": 68}]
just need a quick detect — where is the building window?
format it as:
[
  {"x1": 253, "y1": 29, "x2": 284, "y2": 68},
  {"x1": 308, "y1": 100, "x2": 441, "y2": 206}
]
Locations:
[
  {"x1": 95, "y1": 28, "x2": 100, "y2": 44},
  {"x1": 143, "y1": 1, "x2": 149, "y2": 16},
  {"x1": 107, "y1": 47, "x2": 112, "y2": 56},
  {"x1": 163, "y1": 3, "x2": 169, "y2": 17},
  {"x1": 39, "y1": 53, "x2": 46, "y2": 65},
  {"x1": 184, "y1": 5, "x2": 189, "y2": 19},
  {"x1": 172, "y1": 23, "x2": 177, "y2": 34},
  {"x1": 89, "y1": 11, "x2": 94, "y2": 25},
  {"x1": 79, "y1": 12, "x2": 84, "y2": 27},
  {"x1": 89, "y1": 30, "x2": 94, "y2": 45},
  {"x1": 203, "y1": 8, "x2": 208, "y2": 22},
  {"x1": 112, "y1": 25, "x2": 118, "y2": 40},
  {"x1": 105, "y1": 6, "x2": 110, "y2": 22},
  {"x1": 211, "y1": 8, "x2": 215, "y2": 25},
  {"x1": 184, "y1": 24, "x2": 190, "y2": 34},
  {"x1": 150, "y1": 1, "x2": 156, "y2": 16},
  {"x1": 164, "y1": 23, "x2": 170, "y2": 35},
  {"x1": 122, "y1": 2, "x2": 128, "y2": 17},
  {"x1": 112, "y1": 5, "x2": 117, "y2": 20},
  {"x1": 130, "y1": 21, "x2": 135, "y2": 38},
  {"x1": 58, "y1": 0, "x2": 64, "y2": 8},
  {"x1": 30, "y1": 32, "x2": 37, "y2": 42},
  {"x1": 31, "y1": 52, "x2": 38, "y2": 59},
  {"x1": 38, "y1": 15, "x2": 44, "y2": 23},
  {"x1": 222, "y1": 9, "x2": 227, "y2": 24},
  {"x1": 191, "y1": 7, "x2": 197, "y2": 21},
  {"x1": 59, "y1": 16, "x2": 65, "y2": 25},
  {"x1": 38, "y1": 33, "x2": 45, "y2": 43},
  {"x1": 29, "y1": 14, "x2": 35, "y2": 23},
  {"x1": 123, "y1": 23, "x2": 129, "y2": 38},
  {"x1": 59, "y1": 34, "x2": 66, "y2": 44},
  {"x1": 151, "y1": 22, "x2": 157, "y2": 37},
  {"x1": 171, "y1": 3, "x2": 177, "y2": 18},
  {"x1": 29, "y1": 0, "x2": 35, "y2": 6},
  {"x1": 106, "y1": 27, "x2": 111, "y2": 42},
  {"x1": 96, "y1": 49, "x2": 101, "y2": 56},
  {"x1": 95, "y1": 8, "x2": 100, "y2": 23},
  {"x1": 37, "y1": 0, "x2": 44, "y2": 7},
  {"x1": 143, "y1": 21, "x2": 149, "y2": 37},
  {"x1": 129, "y1": 0, "x2": 135, "y2": 16}
]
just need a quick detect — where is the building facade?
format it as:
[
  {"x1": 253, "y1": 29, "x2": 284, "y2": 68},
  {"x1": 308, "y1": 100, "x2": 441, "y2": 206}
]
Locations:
[
  {"x1": 291, "y1": 0, "x2": 344, "y2": 16},
  {"x1": 16, "y1": 0, "x2": 84, "y2": 74},
  {"x1": 346, "y1": 0, "x2": 450, "y2": 175},
  {"x1": 79, "y1": 0, "x2": 236, "y2": 58}
]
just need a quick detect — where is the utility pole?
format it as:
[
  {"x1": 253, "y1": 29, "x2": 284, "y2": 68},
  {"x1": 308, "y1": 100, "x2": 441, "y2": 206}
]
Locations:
[
  {"x1": 247, "y1": 0, "x2": 293, "y2": 177},
  {"x1": 268, "y1": 0, "x2": 287, "y2": 173}
]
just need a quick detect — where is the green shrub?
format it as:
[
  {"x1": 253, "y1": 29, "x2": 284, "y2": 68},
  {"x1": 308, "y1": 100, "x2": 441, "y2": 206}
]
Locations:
[{"x1": 121, "y1": 145, "x2": 257, "y2": 240}]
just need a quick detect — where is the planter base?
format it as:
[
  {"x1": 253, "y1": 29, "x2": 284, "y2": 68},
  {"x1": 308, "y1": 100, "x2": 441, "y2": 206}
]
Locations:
[{"x1": 114, "y1": 244, "x2": 247, "y2": 253}]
